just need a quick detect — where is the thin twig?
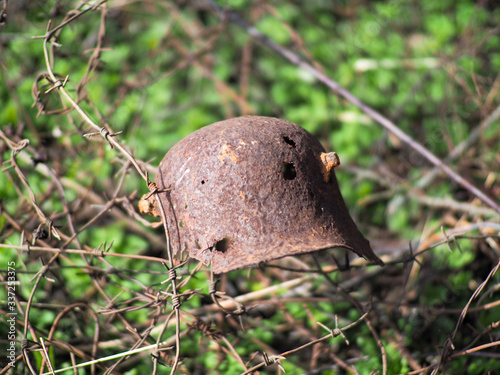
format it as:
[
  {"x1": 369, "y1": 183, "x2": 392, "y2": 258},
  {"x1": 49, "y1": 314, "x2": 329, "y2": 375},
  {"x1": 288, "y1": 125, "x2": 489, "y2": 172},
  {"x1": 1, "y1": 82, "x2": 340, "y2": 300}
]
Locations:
[
  {"x1": 154, "y1": 191, "x2": 182, "y2": 374},
  {"x1": 240, "y1": 311, "x2": 369, "y2": 375},
  {"x1": 417, "y1": 103, "x2": 500, "y2": 188},
  {"x1": 37, "y1": 11, "x2": 147, "y2": 182}
]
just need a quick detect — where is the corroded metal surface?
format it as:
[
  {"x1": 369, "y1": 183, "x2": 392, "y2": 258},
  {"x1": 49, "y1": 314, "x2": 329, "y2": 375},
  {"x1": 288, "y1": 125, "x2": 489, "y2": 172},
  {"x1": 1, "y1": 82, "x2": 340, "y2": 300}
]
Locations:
[{"x1": 152, "y1": 116, "x2": 383, "y2": 273}]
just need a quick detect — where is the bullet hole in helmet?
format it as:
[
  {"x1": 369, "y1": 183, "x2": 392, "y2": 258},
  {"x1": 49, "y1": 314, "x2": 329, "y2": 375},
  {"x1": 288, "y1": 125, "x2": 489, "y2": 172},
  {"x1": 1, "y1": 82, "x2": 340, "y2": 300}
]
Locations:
[
  {"x1": 281, "y1": 162, "x2": 296, "y2": 180},
  {"x1": 283, "y1": 136, "x2": 296, "y2": 148},
  {"x1": 214, "y1": 237, "x2": 230, "y2": 253}
]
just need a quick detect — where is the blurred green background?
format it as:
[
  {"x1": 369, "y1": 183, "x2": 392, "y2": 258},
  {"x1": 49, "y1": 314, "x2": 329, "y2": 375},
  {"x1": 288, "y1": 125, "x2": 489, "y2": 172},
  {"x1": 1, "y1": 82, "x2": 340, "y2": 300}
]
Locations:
[{"x1": 1, "y1": 0, "x2": 499, "y2": 374}]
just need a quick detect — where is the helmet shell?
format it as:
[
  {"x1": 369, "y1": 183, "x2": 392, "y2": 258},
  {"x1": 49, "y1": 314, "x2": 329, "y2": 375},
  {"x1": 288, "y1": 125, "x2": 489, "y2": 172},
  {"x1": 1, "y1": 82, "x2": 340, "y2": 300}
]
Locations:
[{"x1": 154, "y1": 116, "x2": 383, "y2": 273}]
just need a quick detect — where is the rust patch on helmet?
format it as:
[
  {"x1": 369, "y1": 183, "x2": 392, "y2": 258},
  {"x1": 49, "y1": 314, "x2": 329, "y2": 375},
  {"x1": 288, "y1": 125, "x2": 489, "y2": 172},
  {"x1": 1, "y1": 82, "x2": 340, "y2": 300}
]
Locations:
[
  {"x1": 218, "y1": 142, "x2": 239, "y2": 163},
  {"x1": 151, "y1": 116, "x2": 384, "y2": 273},
  {"x1": 319, "y1": 152, "x2": 340, "y2": 183},
  {"x1": 139, "y1": 193, "x2": 160, "y2": 217}
]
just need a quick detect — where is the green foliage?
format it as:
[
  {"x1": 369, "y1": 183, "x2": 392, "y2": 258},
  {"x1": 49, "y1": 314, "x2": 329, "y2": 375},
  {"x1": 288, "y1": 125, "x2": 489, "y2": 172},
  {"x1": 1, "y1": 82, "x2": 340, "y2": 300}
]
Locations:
[
  {"x1": 432, "y1": 240, "x2": 475, "y2": 269},
  {"x1": 257, "y1": 15, "x2": 291, "y2": 45}
]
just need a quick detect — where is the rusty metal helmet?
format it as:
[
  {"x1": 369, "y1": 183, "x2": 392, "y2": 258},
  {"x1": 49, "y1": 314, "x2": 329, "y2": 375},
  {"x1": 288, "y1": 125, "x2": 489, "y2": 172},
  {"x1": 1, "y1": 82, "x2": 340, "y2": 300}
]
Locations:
[{"x1": 142, "y1": 116, "x2": 383, "y2": 273}]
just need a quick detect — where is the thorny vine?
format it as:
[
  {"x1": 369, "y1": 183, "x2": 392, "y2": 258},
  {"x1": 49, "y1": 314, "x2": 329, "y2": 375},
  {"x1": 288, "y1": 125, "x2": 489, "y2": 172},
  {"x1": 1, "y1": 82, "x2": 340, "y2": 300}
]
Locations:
[{"x1": 1, "y1": 1, "x2": 500, "y2": 374}]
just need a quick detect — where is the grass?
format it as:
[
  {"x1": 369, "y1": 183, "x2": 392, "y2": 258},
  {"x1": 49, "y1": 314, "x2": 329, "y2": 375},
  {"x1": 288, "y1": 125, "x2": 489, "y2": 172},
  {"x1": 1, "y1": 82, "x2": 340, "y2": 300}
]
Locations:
[{"x1": 1, "y1": 0, "x2": 500, "y2": 374}]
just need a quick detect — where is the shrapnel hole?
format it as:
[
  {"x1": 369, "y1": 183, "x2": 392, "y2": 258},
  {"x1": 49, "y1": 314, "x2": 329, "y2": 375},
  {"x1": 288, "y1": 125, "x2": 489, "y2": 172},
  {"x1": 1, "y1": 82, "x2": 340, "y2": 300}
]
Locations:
[
  {"x1": 283, "y1": 136, "x2": 296, "y2": 148},
  {"x1": 214, "y1": 237, "x2": 230, "y2": 253},
  {"x1": 281, "y1": 162, "x2": 296, "y2": 180}
]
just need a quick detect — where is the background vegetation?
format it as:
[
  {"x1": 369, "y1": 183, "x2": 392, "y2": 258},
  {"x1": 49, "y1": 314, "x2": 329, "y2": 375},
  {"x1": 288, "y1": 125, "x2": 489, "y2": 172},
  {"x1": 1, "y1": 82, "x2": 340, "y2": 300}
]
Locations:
[{"x1": 1, "y1": 0, "x2": 499, "y2": 374}]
